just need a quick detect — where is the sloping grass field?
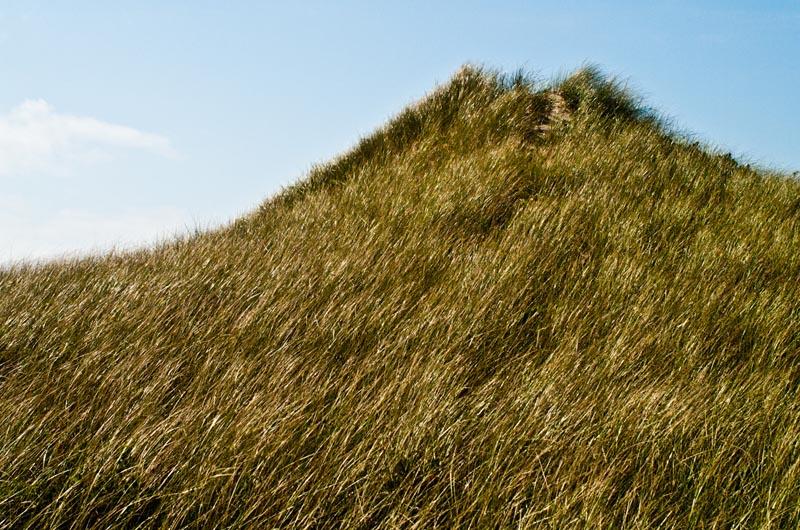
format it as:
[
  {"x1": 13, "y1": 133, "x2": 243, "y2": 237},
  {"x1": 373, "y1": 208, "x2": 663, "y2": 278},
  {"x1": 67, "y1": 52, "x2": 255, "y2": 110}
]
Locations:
[{"x1": 1, "y1": 67, "x2": 800, "y2": 528}]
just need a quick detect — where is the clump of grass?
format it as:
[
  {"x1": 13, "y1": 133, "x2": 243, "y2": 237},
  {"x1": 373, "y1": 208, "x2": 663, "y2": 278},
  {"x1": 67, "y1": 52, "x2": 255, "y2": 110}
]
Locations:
[{"x1": 1, "y1": 65, "x2": 800, "y2": 529}]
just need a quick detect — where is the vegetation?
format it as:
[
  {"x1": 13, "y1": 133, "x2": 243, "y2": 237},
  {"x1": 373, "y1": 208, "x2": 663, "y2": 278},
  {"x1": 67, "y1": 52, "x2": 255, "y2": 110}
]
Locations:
[{"x1": 1, "y1": 66, "x2": 800, "y2": 529}]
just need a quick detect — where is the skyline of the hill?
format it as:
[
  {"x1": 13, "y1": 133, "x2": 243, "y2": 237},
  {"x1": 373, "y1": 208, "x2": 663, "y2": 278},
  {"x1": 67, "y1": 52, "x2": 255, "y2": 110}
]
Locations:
[{"x1": 1, "y1": 1, "x2": 798, "y2": 263}]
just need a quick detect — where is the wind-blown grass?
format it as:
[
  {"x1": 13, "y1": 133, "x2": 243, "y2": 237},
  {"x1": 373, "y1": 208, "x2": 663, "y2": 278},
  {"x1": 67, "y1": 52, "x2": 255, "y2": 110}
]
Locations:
[{"x1": 1, "y1": 66, "x2": 799, "y2": 528}]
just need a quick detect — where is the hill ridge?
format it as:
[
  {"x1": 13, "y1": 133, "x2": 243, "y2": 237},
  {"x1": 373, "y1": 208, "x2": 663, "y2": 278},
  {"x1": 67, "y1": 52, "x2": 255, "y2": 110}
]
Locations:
[{"x1": 1, "y1": 66, "x2": 799, "y2": 528}]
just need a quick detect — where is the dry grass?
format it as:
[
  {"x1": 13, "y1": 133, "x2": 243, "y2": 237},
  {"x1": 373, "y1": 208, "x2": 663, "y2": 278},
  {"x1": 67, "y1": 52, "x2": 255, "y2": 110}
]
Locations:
[{"x1": 1, "y1": 66, "x2": 800, "y2": 529}]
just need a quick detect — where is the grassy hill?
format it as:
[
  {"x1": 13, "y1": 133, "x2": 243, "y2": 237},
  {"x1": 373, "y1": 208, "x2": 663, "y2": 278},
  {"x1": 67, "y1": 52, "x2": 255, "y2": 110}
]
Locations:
[{"x1": 2, "y1": 66, "x2": 800, "y2": 529}]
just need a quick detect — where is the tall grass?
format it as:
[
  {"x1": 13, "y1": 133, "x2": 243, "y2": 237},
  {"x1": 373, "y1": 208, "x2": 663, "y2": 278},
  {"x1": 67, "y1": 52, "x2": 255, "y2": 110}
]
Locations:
[{"x1": 1, "y1": 66, "x2": 799, "y2": 528}]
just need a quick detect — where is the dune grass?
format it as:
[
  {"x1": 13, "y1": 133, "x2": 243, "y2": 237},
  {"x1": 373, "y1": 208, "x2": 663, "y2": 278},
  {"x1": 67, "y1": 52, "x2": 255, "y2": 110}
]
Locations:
[{"x1": 1, "y1": 66, "x2": 800, "y2": 528}]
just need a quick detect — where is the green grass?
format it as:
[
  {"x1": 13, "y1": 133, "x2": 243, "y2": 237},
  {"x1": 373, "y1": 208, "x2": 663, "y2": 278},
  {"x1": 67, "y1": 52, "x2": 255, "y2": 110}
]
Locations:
[{"x1": 2, "y1": 65, "x2": 800, "y2": 529}]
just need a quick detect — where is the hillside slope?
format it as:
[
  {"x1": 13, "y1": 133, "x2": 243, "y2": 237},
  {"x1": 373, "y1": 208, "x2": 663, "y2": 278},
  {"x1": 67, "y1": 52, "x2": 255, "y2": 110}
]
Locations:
[{"x1": 2, "y1": 67, "x2": 800, "y2": 529}]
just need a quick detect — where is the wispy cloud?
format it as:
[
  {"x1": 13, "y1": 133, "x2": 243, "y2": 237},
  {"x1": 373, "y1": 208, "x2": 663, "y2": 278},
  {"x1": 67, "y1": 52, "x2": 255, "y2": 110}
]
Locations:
[{"x1": 0, "y1": 99, "x2": 175, "y2": 177}]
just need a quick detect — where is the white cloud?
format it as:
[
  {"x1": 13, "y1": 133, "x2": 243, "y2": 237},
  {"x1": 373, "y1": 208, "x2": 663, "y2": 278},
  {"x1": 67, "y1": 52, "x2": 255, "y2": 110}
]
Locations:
[
  {"x1": 0, "y1": 99, "x2": 175, "y2": 177},
  {"x1": 0, "y1": 195, "x2": 192, "y2": 264}
]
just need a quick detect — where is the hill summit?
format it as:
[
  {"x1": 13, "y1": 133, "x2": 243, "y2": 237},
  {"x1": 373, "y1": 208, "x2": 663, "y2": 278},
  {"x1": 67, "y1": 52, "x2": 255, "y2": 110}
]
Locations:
[{"x1": 2, "y1": 66, "x2": 800, "y2": 528}]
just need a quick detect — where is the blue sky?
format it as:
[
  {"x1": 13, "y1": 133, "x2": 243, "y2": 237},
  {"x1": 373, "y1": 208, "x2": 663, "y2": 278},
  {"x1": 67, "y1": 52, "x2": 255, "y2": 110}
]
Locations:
[{"x1": 1, "y1": 1, "x2": 798, "y2": 262}]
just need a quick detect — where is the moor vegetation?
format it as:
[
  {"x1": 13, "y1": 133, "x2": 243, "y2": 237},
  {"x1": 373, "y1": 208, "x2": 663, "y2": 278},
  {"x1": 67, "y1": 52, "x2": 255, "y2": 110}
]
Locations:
[{"x1": 1, "y1": 66, "x2": 800, "y2": 528}]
